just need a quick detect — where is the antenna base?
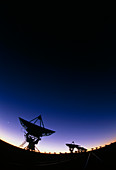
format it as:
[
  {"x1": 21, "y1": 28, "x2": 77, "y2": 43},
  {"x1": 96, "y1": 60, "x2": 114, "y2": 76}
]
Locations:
[{"x1": 25, "y1": 133, "x2": 41, "y2": 151}]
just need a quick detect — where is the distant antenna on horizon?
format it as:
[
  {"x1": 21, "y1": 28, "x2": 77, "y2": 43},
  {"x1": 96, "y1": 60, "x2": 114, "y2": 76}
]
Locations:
[{"x1": 66, "y1": 142, "x2": 87, "y2": 153}]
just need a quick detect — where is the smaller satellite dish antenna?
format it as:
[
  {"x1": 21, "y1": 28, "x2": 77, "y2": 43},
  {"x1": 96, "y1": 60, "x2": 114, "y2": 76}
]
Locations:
[
  {"x1": 19, "y1": 115, "x2": 55, "y2": 151},
  {"x1": 66, "y1": 141, "x2": 87, "y2": 153}
]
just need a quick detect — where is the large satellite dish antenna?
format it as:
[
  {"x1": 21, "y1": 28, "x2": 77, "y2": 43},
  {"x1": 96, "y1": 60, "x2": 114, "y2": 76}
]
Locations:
[{"x1": 19, "y1": 115, "x2": 55, "y2": 151}]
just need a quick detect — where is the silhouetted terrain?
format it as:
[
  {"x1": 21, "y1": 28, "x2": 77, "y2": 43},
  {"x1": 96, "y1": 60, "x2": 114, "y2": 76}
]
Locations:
[{"x1": 0, "y1": 139, "x2": 116, "y2": 169}]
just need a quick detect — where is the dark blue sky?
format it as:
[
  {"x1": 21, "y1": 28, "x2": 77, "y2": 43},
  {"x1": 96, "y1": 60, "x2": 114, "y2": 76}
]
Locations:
[{"x1": 0, "y1": 10, "x2": 116, "y2": 152}]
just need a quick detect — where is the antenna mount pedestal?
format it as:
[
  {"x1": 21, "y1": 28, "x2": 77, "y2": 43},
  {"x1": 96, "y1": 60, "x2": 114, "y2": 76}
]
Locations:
[{"x1": 25, "y1": 133, "x2": 41, "y2": 151}]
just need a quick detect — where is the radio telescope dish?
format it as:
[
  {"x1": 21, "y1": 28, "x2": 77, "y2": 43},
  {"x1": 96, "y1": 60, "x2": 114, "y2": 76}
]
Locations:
[
  {"x1": 66, "y1": 141, "x2": 87, "y2": 153},
  {"x1": 19, "y1": 115, "x2": 55, "y2": 151},
  {"x1": 19, "y1": 117, "x2": 55, "y2": 138}
]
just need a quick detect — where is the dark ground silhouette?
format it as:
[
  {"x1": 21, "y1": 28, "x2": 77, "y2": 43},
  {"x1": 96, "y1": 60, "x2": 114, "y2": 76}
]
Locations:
[{"x1": 0, "y1": 139, "x2": 116, "y2": 169}]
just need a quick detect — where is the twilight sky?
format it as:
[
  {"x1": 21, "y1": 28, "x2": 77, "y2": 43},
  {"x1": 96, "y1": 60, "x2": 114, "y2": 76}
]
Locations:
[{"x1": 0, "y1": 9, "x2": 116, "y2": 153}]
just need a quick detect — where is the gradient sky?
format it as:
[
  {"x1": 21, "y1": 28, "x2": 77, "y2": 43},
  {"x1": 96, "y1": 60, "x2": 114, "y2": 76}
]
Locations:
[{"x1": 0, "y1": 10, "x2": 116, "y2": 153}]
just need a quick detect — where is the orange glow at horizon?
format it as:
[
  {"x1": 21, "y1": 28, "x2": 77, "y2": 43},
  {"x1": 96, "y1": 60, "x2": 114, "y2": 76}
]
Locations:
[
  {"x1": 0, "y1": 127, "x2": 116, "y2": 153},
  {"x1": 0, "y1": 128, "x2": 21, "y2": 147}
]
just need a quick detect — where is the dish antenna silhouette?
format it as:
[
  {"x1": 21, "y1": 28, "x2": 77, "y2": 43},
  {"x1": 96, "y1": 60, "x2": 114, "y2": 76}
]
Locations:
[
  {"x1": 66, "y1": 141, "x2": 87, "y2": 153},
  {"x1": 19, "y1": 115, "x2": 55, "y2": 151}
]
